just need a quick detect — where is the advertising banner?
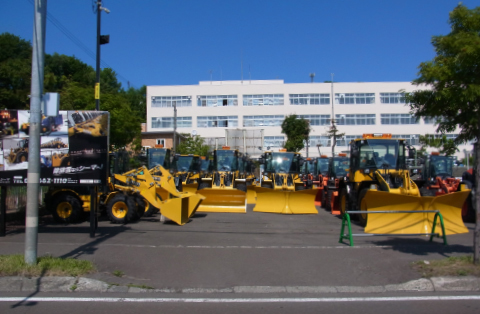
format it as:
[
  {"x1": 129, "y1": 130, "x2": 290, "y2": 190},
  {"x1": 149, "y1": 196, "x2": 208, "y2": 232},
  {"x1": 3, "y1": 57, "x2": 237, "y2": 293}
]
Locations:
[{"x1": 0, "y1": 110, "x2": 109, "y2": 186}]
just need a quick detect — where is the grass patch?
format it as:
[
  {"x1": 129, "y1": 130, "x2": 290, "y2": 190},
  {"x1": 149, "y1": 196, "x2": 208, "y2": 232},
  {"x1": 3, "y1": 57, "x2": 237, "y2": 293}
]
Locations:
[
  {"x1": 127, "y1": 283, "x2": 154, "y2": 290},
  {"x1": 0, "y1": 254, "x2": 95, "y2": 277},
  {"x1": 112, "y1": 270, "x2": 124, "y2": 277},
  {"x1": 412, "y1": 255, "x2": 480, "y2": 278}
]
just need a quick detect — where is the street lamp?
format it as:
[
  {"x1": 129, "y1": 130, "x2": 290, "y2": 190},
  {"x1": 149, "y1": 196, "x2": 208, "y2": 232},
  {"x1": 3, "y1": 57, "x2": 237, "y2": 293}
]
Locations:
[{"x1": 95, "y1": 1, "x2": 110, "y2": 111}]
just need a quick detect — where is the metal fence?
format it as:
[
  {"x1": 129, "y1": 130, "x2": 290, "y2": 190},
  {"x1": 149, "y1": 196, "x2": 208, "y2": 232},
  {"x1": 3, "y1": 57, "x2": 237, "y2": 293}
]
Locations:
[{"x1": 0, "y1": 186, "x2": 47, "y2": 212}]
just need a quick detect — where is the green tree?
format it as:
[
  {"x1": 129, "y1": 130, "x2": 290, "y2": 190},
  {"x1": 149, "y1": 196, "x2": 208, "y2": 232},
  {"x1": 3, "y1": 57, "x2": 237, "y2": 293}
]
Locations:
[
  {"x1": 176, "y1": 134, "x2": 210, "y2": 155},
  {"x1": 281, "y1": 114, "x2": 310, "y2": 152},
  {"x1": 418, "y1": 134, "x2": 458, "y2": 156},
  {"x1": 0, "y1": 33, "x2": 32, "y2": 109},
  {"x1": 123, "y1": 85, "x2": 146, "y2": 122},
  {"x1": 405, "y1": 4, "x2": 480, "y2": 263}
]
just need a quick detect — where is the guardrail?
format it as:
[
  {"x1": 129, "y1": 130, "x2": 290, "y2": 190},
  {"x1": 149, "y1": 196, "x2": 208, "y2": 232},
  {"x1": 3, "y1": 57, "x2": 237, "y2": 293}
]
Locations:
[{"x1": 339, "y1": 210, "x2": 447, "y2": 247}]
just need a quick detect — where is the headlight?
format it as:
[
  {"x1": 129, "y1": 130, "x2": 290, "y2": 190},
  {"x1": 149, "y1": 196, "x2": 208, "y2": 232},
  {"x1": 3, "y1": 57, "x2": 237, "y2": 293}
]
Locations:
[{"x1": 364, "y1": 169, "x2": 370, "y2": 174}]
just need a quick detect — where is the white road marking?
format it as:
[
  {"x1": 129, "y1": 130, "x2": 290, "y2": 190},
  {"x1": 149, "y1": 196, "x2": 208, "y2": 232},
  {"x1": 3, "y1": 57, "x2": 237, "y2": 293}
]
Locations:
[{"x1": 1, "y1": 296, "x2": 480, "y2": 303}]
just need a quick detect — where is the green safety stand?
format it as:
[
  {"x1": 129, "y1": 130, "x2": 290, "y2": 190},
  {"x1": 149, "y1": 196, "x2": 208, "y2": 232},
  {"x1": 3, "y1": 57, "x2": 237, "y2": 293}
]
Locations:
[{"x1": 339, "y1": 210, "x2": 448, "y2": 247}]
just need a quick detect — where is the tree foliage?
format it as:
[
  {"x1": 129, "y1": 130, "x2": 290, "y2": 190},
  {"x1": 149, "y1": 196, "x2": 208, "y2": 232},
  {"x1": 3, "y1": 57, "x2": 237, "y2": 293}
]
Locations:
[
  {"x1": 281, "y1": 114, "x2": 311, "y2": 152},
  {"x1": 405, "y1": 4, "x2": 480, "y2": 263},
  {"x1": 418, "y1": 134, "x2": 458, "y2": 156},
  {"x1": 0, "y1": 32, "x2": 144, "y2": 149},
  {"x1": 176, "y1": 134, "x2": 210, "y2": 156}
]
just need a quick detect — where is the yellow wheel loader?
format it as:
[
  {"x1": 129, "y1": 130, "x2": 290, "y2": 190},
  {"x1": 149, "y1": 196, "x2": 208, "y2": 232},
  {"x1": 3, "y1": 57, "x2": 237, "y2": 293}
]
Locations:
[
  {"x1": 112, "y1": 165, "x2": 205, "y2": 225},
  {"x1": 338, "y1": 133, "x2": 469, "y2": 235},
  {"x1": 172, "y1": 154, "x2": 201, "y2": 194},
  {"x1": 254, "y1": 149, "x2": 318, "y2": 214},
  {"x1": 195, "y1": 147, "x2": 247, "y2": 213}
]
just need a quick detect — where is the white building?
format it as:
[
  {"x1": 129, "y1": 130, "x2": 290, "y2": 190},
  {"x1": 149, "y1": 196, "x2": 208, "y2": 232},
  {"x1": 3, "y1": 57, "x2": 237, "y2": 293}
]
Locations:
[{"x1": 146, "y1": 80, "x2": 471, "y2": 159}]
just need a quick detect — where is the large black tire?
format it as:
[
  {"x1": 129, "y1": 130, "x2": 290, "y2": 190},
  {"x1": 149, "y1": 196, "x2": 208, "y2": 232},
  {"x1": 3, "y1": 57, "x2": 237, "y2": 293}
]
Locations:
[
  {"x1": 16, "y1": 152, "x2": 28, "y2": 163},
  {"x1": 460, "y1": 181, "x2": 476, "y2": 223},
  {"x1": 321, "y1": 189, "x2": 326, "y2": 210},
  {"x1": 339, "y1": 188, "x2": 350, "y2": 216},
  {"x1": 50, "y1": 193, "x2": 84, "y2": 224},
  {"x1": 106, "y1": 194, "x2": 137, "y2": 224},
  {"x1": 132, "y1": 196, "x2": 146, "y2": 221},
  {"x1": 236, "y1": 183, "x2": 247, "y2": 192},
  {"x1": 357, "y1": 189, "x2": 369, "y2": 227}
]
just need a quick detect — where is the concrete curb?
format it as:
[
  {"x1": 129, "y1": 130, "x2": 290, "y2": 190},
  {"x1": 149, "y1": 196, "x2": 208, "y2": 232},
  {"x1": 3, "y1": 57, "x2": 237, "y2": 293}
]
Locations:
[{"x1": 1, "y1": 276, "x2": 480, "y2": 294}]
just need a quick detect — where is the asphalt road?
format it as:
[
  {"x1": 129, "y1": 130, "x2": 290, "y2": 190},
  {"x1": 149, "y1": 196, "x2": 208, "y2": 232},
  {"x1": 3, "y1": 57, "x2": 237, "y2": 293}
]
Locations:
[{"x1": 0, "y1": 204, "x2": 475, "y2": 289}]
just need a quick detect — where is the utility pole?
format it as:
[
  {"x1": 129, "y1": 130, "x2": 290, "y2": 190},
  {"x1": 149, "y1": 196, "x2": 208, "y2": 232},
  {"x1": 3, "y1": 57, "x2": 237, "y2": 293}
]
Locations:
[
  {"x1": 95, "y1": 1, "x2": 110, "y2": 111},
  {"x1": 331, "y1": 73, "x2": 336, "y2": 157},
  {"x1": 25, "y1": 0, "x2": 47, "y2": 265}
]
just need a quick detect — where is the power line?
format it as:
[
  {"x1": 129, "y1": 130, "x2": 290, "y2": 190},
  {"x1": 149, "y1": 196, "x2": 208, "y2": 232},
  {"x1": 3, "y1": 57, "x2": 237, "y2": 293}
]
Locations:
[{"x1": 25, "y1": 0, "x2": 131, "y2": 86}]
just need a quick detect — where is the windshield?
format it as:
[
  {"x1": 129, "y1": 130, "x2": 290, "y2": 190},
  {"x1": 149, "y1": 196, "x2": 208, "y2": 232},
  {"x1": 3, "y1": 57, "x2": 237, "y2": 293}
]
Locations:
[
  {"x1": 200, "y1": 159, "x2": 212, "y2": 172},
  {"x1": 215, "y1": 150, "x2": 238, "y2": 171},
  {"x1": 358, "y1": 139, "x2": 403, "y2": 169},
  {"x1": 332, "y1": 157, "x2": 349, "y2": 177},
  {"x1": 148, "y1": 148, "x2": 170, "y2": 169},
  {"x1": 265, "y1": 152, "x2": 300, "y2": 174},
  {"x1": 175, "y1": 156, "x2": 199, "y2": 172},
  {"x1": 317, "y1": 158, "x2": 329, "y2": 176},
  {"x1": 430, "y1": 155, "x2": 453, "y2": 177}
]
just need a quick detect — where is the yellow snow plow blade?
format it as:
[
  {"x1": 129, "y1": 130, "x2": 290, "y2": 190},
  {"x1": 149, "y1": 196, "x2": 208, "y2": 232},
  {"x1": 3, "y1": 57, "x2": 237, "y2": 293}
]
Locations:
[
  {"x1": 196, "y1": 188, "x2": 246, "y2": 213},
  {"x1": 246, "y1": 185, "x2": 257, "y2": 205},
  {"x1": 364, "y1": 190, "x2": 470, "y2": 235},
  {"x1": 253, "y1": 187, "x2": 318, "y2": 214},
  {"x1": 158, "y1": 192, "x2": 205, "y2": 225},
  {"x1": 182, "y1": 183, "x2": 198, "y2": 194}
]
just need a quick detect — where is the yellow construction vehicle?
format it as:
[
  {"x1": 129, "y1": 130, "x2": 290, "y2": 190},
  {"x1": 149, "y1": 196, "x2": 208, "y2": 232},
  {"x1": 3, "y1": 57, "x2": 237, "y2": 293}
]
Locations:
[
  {"x1": 51, "y1": 151, "x2": 70, "y2": 167},
  {"x1": 6, "y1": 138, "x2": 29, "y2": 164},
  {"x1": 111, "y1": 165, "x2": 205, "y2": 225},
  {"x1": 195, "y1": 146, "x2": 247, "y2": 213},
  {"x1": 68, "y1": 111, "x2": 108, "y2": 137},
  {"x1": 172, "y1": 154, "x2": 201, "y2": 194},
  {"x1": 337, "y1": 133, "x2": 469, "y2": 235},
  {"x1": 254, "y1": 149, "x2": 318, "y2": 214}
]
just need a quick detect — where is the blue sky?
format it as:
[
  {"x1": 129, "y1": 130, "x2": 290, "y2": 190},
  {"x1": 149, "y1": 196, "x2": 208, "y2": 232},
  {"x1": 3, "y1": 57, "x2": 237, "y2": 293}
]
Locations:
[{"x1": 1, "y1": 0, "x2": 478, "y2": 88}]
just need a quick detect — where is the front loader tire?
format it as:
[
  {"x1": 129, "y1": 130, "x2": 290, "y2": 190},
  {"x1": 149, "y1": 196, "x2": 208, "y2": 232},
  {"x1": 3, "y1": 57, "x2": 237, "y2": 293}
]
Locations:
[
  {"x1": 107, "y1": 194, "x2": 137, "y2": 224},
  {"x1": 357, "y1": 189, "x2": 369, "y2": 227},
  {"x1": 51, "y1": 193, "x2": 84, "y2": 224},
  {"x1": 325, "y1": 190, "x2": 333, "y2": 211}
]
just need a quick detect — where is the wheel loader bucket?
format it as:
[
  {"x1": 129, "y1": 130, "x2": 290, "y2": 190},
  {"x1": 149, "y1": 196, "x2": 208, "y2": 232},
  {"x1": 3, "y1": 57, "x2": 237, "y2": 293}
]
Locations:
[
  {"x1": 182, "y1": 183, "x2": 198, "y2": 194},
  {"x1": 363, "y1": 190, "x2": 469, "y2": 235},
  {"x1": 159, "y1": 192, "x2": 205, "y2": 225},
  {"x1": 246, "y1": 185, "x2": 257, "y2": 205},
  {"x1": 196, "y1": 188, "x2": 247, "y2": 213},
  {"x1": 253, "y1": 187, "x2": 318, "y2": 214}
]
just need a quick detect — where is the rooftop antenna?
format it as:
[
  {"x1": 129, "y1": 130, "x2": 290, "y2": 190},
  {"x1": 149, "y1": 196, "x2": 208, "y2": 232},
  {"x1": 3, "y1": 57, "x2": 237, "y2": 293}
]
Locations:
[
  {"x1": 209, "y1": 69, "x2": 213, "y2": 84},
  {"x1": 310, "y1": 73, "x2": 315, "y2": 83},
  {"x1": 249, "y1": 65, "x2": 251, "y2": 83}
]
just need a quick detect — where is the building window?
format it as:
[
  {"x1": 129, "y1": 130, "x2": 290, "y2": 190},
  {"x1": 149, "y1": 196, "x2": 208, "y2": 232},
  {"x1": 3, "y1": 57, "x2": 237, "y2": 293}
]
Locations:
[
  {"x1": 197, "y1": 116, "x2": 238, "y2": 128},
  {"x1": 289, "y1": 94, "x2": 330, "y2": 105},
  {"x1": 197, "y1": 95, "x2": 238, "y2": 107},
  {"x1": 392, "y1": 134, "x2": 420, "y2": 145},
  {"x1": 151, "y1": 96, "x2": 191, "y2": 107},
  {"x1": 243, "y1": 94, "x2": 284, "y2": 106},
  {"x1": 264, "y1": 136, "x2": 285, "y2": 148},
  {"x1": 381, "y1": 114, "x2": 419, "y2": 125},
  {"x1": 423, "y1": 116, "x2": 444, "y2": 124},
  {"x1": 336, "y1": 114, "x2": 376, "y2": 125},
  {"x1": 151, "y1": 117, "x2": 192, "y2": 128},
  {"x1": 156, "y1": 139, "x2": 165, "y2": 146},
  {"x1": 335, "y1": 93, "x2": 375, "y2": 104},
  {"x1": 308, "y1": 136, "x2": 331, "y2": 148},
  {"x1": 299, "y1": 114, "x2": 331, "y2": 126},
  {"x1": 380, "y1": 93, "x2": 405, "y2": 104},
  {"x1": 336, "y1": 135, "x2": 363, "y2": 146},
  {"x1": 243, "y1": 115, "x2": 284, "y2": 127}
]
